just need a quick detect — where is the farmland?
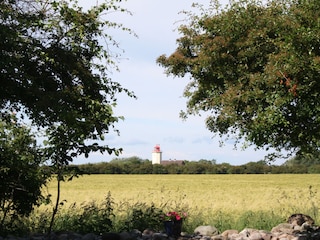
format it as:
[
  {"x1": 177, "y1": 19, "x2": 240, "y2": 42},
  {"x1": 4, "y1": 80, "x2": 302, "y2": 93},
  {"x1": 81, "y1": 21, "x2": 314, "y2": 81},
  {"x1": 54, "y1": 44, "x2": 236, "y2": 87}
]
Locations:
[{"x1": 45, "y1": 174, "x2": 320, "y2": 221}]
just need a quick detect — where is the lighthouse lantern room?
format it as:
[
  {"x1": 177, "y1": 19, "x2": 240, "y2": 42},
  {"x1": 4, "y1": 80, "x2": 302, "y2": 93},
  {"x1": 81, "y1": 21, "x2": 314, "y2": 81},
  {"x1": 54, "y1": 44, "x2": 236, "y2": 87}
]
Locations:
[{"x1": 152, "y1": 144, "x2": 162, "y2": 164}]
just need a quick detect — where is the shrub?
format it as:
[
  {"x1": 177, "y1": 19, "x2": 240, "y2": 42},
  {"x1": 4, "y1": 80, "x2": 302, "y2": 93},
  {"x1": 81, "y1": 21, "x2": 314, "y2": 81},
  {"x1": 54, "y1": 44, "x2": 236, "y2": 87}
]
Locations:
[{"x1": 0, "y1": 113, "x2": 49, "y2": 236}]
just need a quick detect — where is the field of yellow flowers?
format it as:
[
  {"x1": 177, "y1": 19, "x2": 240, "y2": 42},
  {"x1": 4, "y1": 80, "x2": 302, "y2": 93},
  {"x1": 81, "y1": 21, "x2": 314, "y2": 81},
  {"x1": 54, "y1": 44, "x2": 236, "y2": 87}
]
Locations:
[{"x1": 44, "y1": 174, "x2": 320, "y2": 221}]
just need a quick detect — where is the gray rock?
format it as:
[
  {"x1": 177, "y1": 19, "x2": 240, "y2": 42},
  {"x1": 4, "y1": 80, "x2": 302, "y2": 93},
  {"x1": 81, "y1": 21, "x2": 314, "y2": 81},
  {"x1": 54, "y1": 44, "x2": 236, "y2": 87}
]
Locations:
[
  {"x1": 57, "y1": 232, "x2": 83, "y2": 240},
  {"x1": 30, "y1": 233, "x2": 48, "y2": 240},
  {"x1": 119, "y1": 231, "x2": 132, "y2": 240},
  {"x1": 194, "y1": 226, "x2": 219, "y2": 236},
  {"x1": 287, "y1": 214, "x2": 314, "y2": 226},
  {"x1": 221, "y1": 229, "x2": 239, "y2": 239},
  {"x1": 101, "y1": 232, "x2": 121, "y2": 240},
  {"x1": 239, "y1": 228, "x2": 258, "y2": 238},
  {"x1": 151, "y1": 233, "x2": 167, "y2": 240},
  {"x1": 271, "y1": 223, "x2": 294, "y2": 234},
  {"x1": 81, "y1": 233, "x2": 97, "y2": 240},
  {"x1": 248, "y1": 232, "x2": 263, "y2": 240},
  {"x1": 142, "y1": 228, "x2": 155, "y2": 237},
  {"x1": 198, "y1": 237, "x2": 211, "y2": 240},
  {"x1": 211, "y1": 235, "x2": 224, "y2": 240},
  {"x1": 131, "y1": 229, "x2": 142, "y2": 238}
]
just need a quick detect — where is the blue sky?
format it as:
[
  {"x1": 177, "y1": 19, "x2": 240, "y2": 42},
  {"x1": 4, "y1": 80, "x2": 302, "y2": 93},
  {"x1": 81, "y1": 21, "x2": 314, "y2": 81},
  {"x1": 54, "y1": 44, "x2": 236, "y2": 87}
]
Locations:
[{"x1": 75, "y1": 0, "x2": 285, "y2": 166}]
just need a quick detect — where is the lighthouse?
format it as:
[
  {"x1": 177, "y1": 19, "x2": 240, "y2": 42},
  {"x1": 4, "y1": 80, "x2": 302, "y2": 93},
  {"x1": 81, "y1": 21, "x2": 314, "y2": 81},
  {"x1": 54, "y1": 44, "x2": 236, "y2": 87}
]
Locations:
[{"x1": 152, "y1": 144, "x2": 162, "y2": 164}]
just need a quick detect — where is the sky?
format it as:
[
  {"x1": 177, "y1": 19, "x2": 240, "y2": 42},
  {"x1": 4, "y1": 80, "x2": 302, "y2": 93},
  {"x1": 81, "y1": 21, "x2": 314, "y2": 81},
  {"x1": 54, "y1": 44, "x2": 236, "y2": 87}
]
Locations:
[{"x1": 75, "y1": 0, "x2": 285, "y2": 166}]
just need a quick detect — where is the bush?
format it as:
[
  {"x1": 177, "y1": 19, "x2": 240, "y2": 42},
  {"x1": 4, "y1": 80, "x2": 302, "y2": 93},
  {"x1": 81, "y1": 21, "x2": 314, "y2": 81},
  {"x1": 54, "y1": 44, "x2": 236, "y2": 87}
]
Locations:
[
  {"x1": 120, "y1": 203, "x2": 163, "y2": 232},
  {"x1": 53, "y1": 192, "x2": 115, "y2": 234},
  {"x1": 0, "y1": 113, "x2": 49, "y2": 236}
]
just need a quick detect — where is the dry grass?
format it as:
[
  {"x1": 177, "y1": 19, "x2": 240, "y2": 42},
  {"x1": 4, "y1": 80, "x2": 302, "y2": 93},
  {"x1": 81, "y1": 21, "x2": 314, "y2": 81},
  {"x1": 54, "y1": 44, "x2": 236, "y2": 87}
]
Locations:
[{"x1": 43, "y1": 174, "x2": 320, "y2": 219}]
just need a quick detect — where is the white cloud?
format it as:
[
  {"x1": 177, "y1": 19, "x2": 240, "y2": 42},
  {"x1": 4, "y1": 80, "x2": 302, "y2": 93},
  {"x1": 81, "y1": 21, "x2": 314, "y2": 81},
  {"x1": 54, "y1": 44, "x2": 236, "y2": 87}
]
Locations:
[{"x1": 74, "y1": 0, "x2": 286, "y2": 166}]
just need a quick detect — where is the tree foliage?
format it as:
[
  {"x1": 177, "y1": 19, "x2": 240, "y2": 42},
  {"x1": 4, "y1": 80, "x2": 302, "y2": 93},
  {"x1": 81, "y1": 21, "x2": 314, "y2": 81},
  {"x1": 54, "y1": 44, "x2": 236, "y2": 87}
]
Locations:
[
  {"x1": 1, "y1": 0, "x2": 135, "y2": 158},
  {"x1": 157, "y1": 0, "x2": 320, "y2": 158},
  {"x1": 284, "y1": 152, "x2": 320, "y2": 167},
  {"x1": 75, "y1": 157, "x2": 320, "y2": 174},
  {"x1": 0, "y1": 113, "x2": 48, "y2": 233},
  {"x1": 0, "y1": 0, "x2": 135, "y2": 232}
]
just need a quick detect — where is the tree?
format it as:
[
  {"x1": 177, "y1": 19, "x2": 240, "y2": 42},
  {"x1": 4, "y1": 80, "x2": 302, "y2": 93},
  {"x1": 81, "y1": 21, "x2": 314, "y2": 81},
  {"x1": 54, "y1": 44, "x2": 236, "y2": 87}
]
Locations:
[
  {"x1": 157, "y1": 0, "x2": 320, "y2": 159},
  {"x1": 0, "y1": 0, "x2": 135, "y2": 232},
  {"x1": 0, "y1": 113, "x2": 48, "y2": 234},
  {"x1": 284, "y1": 152, "x2": 320, "y2": 167},
  {"x1": 1, "y1": 0, "x2": 135, "y2": 153},
  {"x1": 242, "y1": 161, "x2": 269, "y2": 174}
]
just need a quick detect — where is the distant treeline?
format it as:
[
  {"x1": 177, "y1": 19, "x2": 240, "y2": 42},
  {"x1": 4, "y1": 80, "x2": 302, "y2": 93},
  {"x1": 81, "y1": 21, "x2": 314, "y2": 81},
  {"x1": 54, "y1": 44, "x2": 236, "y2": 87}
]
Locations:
[{"x1": 71, "y1": 157, "x2": 320, "y2": 174}]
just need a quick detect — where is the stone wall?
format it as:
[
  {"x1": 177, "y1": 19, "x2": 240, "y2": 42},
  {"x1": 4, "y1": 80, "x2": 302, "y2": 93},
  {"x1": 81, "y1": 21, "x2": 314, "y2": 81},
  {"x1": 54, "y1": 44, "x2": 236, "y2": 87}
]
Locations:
[{"x1": 1, "y1": 213, "x2": 319, "y2": 240}]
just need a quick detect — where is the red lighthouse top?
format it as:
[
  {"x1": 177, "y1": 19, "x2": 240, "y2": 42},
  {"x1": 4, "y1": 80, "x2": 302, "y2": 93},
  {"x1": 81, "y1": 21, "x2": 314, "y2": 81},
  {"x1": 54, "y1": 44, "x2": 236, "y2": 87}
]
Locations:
[{"x1": 153, "y1": 144, "x2": 161, "y2": 152}]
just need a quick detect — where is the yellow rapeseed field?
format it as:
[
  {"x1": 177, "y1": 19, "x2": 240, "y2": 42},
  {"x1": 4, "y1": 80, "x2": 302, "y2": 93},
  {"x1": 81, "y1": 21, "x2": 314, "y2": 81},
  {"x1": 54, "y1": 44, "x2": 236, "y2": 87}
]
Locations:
[{"x1": 44, "y1": 174, "x2": 320, "y2": 220}]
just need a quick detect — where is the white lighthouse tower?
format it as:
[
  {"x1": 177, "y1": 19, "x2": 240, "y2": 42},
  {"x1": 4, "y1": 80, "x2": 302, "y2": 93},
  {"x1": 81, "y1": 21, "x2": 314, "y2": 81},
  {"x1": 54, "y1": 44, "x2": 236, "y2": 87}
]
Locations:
[{"x1": 152, "y1": 144, "x2": 162, "y2": 164}]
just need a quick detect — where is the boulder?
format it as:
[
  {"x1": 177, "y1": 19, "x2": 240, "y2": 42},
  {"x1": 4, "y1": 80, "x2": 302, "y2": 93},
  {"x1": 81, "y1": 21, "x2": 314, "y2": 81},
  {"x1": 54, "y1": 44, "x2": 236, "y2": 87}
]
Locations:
[
  {"x1": 81, "y1": 233, "x2": 97, "y2": 240},
  {"x1": 221, "y1": 229, "x2": 239, "y2": 239},
  {"x1": 119, "y1": 231, "x2": 132, "y2": 240},
  {"x1": 287, "y1": 214, "x2": 314, "y2": 226},
  {"x1": 152, "y1": 233, "x2": 168, "y2": 240},
  {"x1": 101, "y1": 232, "x2": 121, "y2": 240},
  {"x1": 194, "y1": 225, "x2": 219, "y2": 236},
  {"x1": 211, "y1": 235, "x2": 224, "y2": 240},
  {"x1": 239, "y1": 228, "x2": 259, "y2": 238},
  {"x1": 271, "y1": 223, "x2": 294, "y2": 234}
]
